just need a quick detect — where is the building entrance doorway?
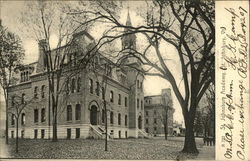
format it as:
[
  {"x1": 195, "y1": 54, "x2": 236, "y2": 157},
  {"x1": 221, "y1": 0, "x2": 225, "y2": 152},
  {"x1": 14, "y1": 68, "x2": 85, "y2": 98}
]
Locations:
[
  {"x1": 90, "y1": 105, "x2": 98, "y2": 125},
  {"x1": 138, "y1": 116, "x2": 142, "y2": 129}
]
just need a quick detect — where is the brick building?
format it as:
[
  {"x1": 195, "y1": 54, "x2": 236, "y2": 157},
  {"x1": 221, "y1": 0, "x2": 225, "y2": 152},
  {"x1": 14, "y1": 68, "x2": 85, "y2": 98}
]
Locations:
[
  {"x1": 144, "y1": 89, "x2": 174, "y2": 136},
  {"x1": 7, "y1": 12, "x2": 147, "y2": 139}
]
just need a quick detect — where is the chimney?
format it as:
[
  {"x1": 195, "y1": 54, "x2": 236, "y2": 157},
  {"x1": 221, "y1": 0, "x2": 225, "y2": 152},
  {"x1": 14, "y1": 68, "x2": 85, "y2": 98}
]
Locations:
[{"x1": 36, "y1": 39, "x2": 48, "y2": 73}]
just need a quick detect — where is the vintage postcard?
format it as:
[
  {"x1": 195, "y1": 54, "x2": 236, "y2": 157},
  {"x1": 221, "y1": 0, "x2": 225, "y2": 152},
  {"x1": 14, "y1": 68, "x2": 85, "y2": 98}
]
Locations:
[{"x1": 0, "y1": 0, "x2": 249, "y2": 160}]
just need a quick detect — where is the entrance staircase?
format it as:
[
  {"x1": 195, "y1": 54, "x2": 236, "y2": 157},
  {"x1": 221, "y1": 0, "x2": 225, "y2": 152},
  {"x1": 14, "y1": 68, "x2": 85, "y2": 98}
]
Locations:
[
  {"x1": 89, "y1": 125, "x2": 111, "y2": 139},
  {"x1": 138, "y1": 129, "x2": 153, "y2": 139}
]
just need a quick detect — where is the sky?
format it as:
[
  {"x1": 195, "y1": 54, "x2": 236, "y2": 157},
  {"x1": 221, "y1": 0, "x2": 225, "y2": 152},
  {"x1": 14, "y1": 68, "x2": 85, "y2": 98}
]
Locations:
[{"x1": 0, "y1": 1, "x2": 184, "y2": 124}]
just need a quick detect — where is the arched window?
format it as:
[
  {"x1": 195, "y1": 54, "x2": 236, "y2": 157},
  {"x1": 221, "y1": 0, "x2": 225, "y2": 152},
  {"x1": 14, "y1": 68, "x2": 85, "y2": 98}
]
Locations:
[
  {"x1": 41, "y1": 85, "x2": 45, "y2": 98},
  {"x1": 102, "y1": 109, "x2": 105, "y2": 123},
  {"x1": 89, "y1": 79, "x2": 93, "y2": 94},
  {"x1": 20, "y1": 73, "x2": 23, "y2": 82},
  {"x1": 95, "y1": 82, "x2": 100, "y2": 96},
  {"x1": 71, "y1": 78, "x2": 75, "y2": 93},
  {"x1": 137, "y1": 80, "x2": 140, "y2": 89},
  {"x1": 118, "y1": 94, "x2": 121, "y2": 105},
  {"x1": 75, "y1": 104, "x2": 81, "y2": 120},
  {"x1": 110, "y1": 90, "x2": 114, "y2": 102},
  {"x1": 66, "y1": 79, "x2": 69, "y2": 94},
  {"x1": 21, "y1": 93, "x2": 25, "y2": 104},
  {"x1": 137, "y1": 99, "x2": 139, "y2": 108},
  {"x1": 11, "y1": 96, "x2": 15, "y2": 106},
  {"x1": 102, "y1": 87, "x2": 105, "y2": 99},
  {"x1": 34, "y1": 109, "x2": 38, "y2": 123},
  {"x1": 125, "y1": 97, "x2": 127, "y2": 107},
  {"x1": 26, "y1": 71, "x2": 29, "y2": 81},
  {"x1": 67, "y1": 105, "x2": 72, "y2": 121},
  {"x1": 11, "y1": 114, "x2": 15, "y2": 125},
  {"x1": 77, "y1": 77, "x2": 81, "y2": 92},
  {"x1": 110, "y1": 111, "x2": 113, "y2": 124},
  {"x1": 21, "y1": 113, "x2": 25, "y2": 125},
  {"x1": 125, "y1": 115, "x2": 127, "y2": 126},
  {"x1": 41, "y1": 108, "x2": 45, "y2": 122},
  {"x1": 141, "y1": 100, "x2": 143, "y2": 109},
  {"x1": 118, "y1": 113, "x2": 121, "y2": 125},
  {"x1": 34, "y1": 86, "x2": 38, "y2": 98}
]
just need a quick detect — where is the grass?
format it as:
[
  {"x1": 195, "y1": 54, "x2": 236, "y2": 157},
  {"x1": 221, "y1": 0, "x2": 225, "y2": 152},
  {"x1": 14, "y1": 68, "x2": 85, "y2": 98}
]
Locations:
[{"x1": 4, "y1": 137, "x2": 206, "y2": 159}]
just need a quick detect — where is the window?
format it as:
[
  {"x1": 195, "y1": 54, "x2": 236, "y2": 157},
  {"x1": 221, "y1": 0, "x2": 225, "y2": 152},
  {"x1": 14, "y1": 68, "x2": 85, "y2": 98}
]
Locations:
[
  {"x1": 125, "y1": 97, "x2": 127, "y2": 107},
  {"x1": 118, "y1": 94, "x2": 121, "y2": 105},
  {"x1": 125, "y1": 115, "x2": 127, "y2": 126},
  {"x1": 96, "y1": 82, "x2": 100, "y2": 96},
  {"x1": 41, "y1": 85, "x2": 45, "y2": 98},
  {"x1": 34, "y1": 86, "x2": 38, "y2": 98},
  {"x1": 20, "y1": 72, "x2": 23, "y2": 82},
  {"x1": 137, "y1": 80, "x2": 140, "y2": 89},
  {"x1": 118, "y1": 113, "x2": 121, "y2": 125},
  {"x1": 41, "y1": 108, "x2": 45, "y2": 122},
  {"x1": 21, "y1": 93, "x2": 25, "y2": 104},
  {"x1": 41, "y1": 129, "x2": 45, "y2": 139},
  {"x1": 89, "y1": 79, "x2": 93, "y2": 94},
  {"x1": 125, "y1": 131, "x2": 128, "y2": 138},
  {"x1": 110, "y1": 111, "x2": 113, "y2": 124},
  {"x1": 154, "y1": 110, "x2": 157, "y2": 115},
  {"x1": 11, "y1": 114, "x2": 15, "y2": 125},
  {"x1": 34, "y1": 109, "x2": 38, "y2": 123},
  {"x1": 71, "y1": 78, "x2": 75, "y2": 93},
  {"x1": 26, "y1": 71, "x2": 29, "y2": 81},
  {"x1": 67, "y1": 128, "x2": 71, "y2": 139},
  {"x1": 140, "y1": 82, "x2": 143, "y2": 90},
  {"x1": 102, "y1": 87, "x2": 105, "y2": 99},
  {"x1": 145, "y1": 111, "x2": 148, "y2": 116},
  {"x1": 75, "y1": 104, "x2": 81, "y2": 120},
  {"x1": 21, "y1": 113, "x2": 25, "y2": 125},
  {"x1": 34, "y1": 129, "x2": 38, "y2": 139},
  {"x1": 11, "y1": 131, "x2": 14, "y2": 138},
  {"x1": 67, "y1": 105, "x2": 72, "y2": 121},
  {"x1": 110, "y1": 90, "x2": 114, "y2": 103},
  {"x1": 66, "y1": 79, "x2": 69, "y2": 94},
  {"x1": 77, "y1": 77, "x2": 81, "y2": 92},
  {"x1": 154, "y1": 127, "x2": 157, "y2": 131},
  {"x1": 137, "y1": 99, "x2": 139, "y2": 108},
  {"x1": 102, "y1": 109, "x2": 105, "y2": 123},
  {"x1": 21, "y1": 130, "x2": 25, "y2": 138},
  {"x1": 118, "y1": 130, "x2": 121, "y2": 138},
  {"x1": 146, "y1": 118, "x2": 148, "y2": 124},
  {"x1": 11, "y1": 96, "x2": 15, "y2": 106},
  {"x1": 154, "y1": 118, "x2": 157, "y2": 124},
  {"x1": 145, "y1": 128, "x2": 148, "y2": 133},
  {"x1": 76, "y1": 128, "x2": 80, "y2": 139},
  {"x1": 141, "y1": 100, "x2": 143, "y2": 109}
]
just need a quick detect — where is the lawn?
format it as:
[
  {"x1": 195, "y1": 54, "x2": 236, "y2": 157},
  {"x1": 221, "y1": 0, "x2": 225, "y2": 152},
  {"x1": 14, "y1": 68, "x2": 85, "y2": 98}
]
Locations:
[{"x1": 3, "y1": 137, "x2": 204, "y2": 159}]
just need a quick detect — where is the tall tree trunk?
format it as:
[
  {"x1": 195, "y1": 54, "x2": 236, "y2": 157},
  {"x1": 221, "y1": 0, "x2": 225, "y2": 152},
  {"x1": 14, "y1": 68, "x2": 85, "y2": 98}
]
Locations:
[
  {"x1": 182, "y1": 118, "x2": 198, "y2": 153},
  {"x1": 164, "y1": 124, "x2": 168, "y2": 140},
  {"x1": 16, "y1": 119, "x2": 18, "y2": 153},
  {"x1": 5, "y1": 92, "x2": 9, "y2": 144},
  {"x1": 52, "y1": 104, "x2": 57, "y2": 142}
]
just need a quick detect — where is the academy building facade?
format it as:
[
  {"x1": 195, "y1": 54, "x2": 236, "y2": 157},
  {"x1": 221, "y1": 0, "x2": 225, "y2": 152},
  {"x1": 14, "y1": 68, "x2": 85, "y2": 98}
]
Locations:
[{"x1": 7, "y1": 12, "x2": 147, "y2": 139}]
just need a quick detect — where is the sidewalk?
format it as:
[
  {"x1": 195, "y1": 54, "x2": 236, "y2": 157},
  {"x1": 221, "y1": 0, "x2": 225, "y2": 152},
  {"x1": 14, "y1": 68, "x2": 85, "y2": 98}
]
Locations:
[
  {"x1": 196, "y1": 145, "x2": 215, "y2": 160},
  {"x1": 0, "y1": 138, "x2": 10, "y2": 158}
]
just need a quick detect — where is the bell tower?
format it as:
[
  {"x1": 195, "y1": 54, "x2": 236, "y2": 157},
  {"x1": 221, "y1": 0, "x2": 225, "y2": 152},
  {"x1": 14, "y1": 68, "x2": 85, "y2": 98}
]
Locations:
[{"x1": 121, "y1": 9, "x2": 139, "y2": 64}]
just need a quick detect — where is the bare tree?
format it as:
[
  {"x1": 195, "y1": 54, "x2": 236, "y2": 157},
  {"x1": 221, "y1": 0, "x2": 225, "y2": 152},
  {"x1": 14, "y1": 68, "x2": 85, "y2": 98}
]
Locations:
[
  {"x1": 19, "y1": 1, "x2": 93, "y2": 141},
  {"x1": 0, "y1": 20, "x2": 25, "y2": 144},
  {"x1": 161, "y1": 94, "x2": 173, "y2": 140},
  {"x1": 8, "y1": 94, "x2": 32, "y2": 153},
  {"x1": 72, "y1": 0, "x2": 214, "y2": 153}
]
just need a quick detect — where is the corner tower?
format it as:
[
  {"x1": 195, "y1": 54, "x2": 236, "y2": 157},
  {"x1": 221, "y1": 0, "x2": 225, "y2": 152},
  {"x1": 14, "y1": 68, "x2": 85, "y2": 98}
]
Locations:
[{"x1": 122, "y1": 10, "x2": 145, "y2": 138}]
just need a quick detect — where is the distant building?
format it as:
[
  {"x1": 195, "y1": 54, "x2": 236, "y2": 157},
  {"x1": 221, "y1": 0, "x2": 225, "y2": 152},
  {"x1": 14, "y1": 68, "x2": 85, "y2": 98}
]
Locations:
[
  {"x1": 144, "y1": 89, "x2": 174, "y2": 136},
  {"x1": 7, "y1": 11, "x2": 147, "y2": 139}
]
